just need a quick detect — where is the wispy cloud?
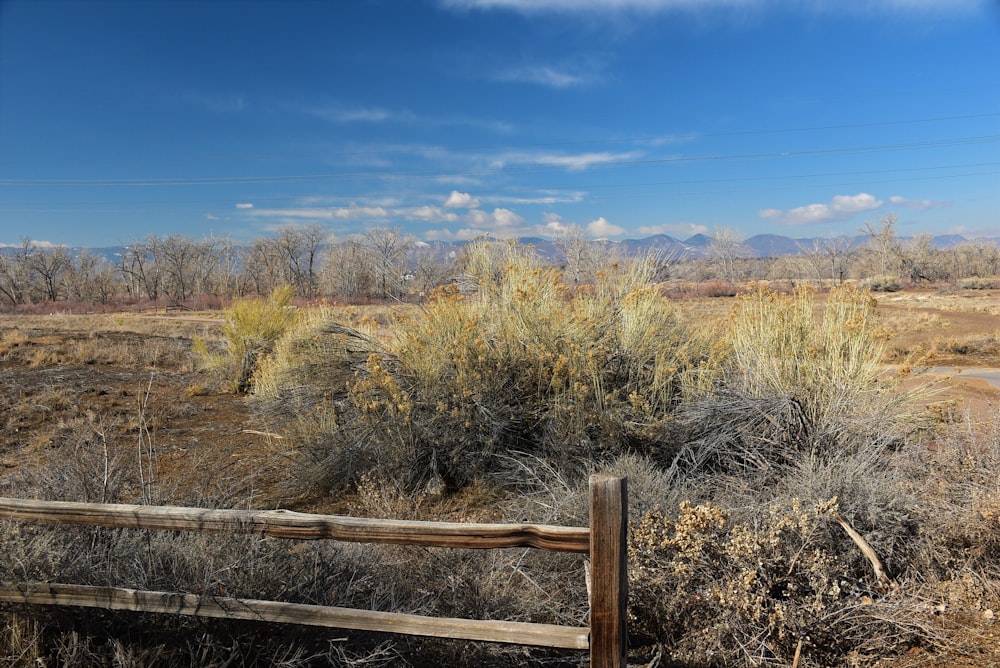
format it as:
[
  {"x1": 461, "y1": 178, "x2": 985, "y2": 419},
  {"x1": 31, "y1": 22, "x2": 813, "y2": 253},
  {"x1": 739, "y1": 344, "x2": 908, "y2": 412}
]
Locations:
[
  {"x1": 247, "y1": 205, "x2": 390, "y2": 220},
  {"x1": 434, "y1": 175, "x2": 483, "y2": 186},
  {"x1": 302, "y1": 105, "x2": 415, "y2": 124},
  {"x1": 235, "y1": 203, "x2": 254, "y2": 209},
  {"x1": 181, "y1": 91, "x2": 247, "y2": 114},
  {"x1": 495, "y1": 65, "x2": 593, "y2": 88},
  {"x1": 759, "y1": 192, "x2": 883, "y2": 226},
  {"x1": 483, "y1": 191, "x2": 586, "y2": 205},
  {"x1": 405, "y1": 205, "x2": 460, "y2": 223},
  {"x1": 441, "y1": 0, "x2": 984, "y2": 14},
  {"x1": 493, "y1": 150, "x2": 641, "y2": 171},
  {"x1": 296, "y1": 104, "x2": 512, "y2": 133},
  {"x1": 888, "y1": 195, "x2": 948, "y2": 211},
  {"x1": 0, "y1": 239, "x2": 61, "y2": 248},
  {"x1": 425, "y1": 228, "x2": 494, "y2": 242}
]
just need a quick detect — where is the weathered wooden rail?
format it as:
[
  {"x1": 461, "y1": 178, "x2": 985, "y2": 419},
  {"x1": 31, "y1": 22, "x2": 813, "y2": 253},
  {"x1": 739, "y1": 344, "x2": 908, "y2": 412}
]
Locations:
[{"x1": 0, "y1": 475, "x2": 628, "y2": 666}]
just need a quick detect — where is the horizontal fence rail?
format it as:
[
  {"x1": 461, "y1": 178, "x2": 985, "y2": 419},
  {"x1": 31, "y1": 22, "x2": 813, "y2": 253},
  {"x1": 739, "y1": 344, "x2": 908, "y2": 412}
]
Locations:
[
  {"x1": 0, "y1": 497, "x2": 591, "y2": 553},
  {"x1": 0, "y1": 475, "x2": 627, "y2": 666},
  {"x1": 0, "y1": 583, "x2": 590, "y2": 650}
]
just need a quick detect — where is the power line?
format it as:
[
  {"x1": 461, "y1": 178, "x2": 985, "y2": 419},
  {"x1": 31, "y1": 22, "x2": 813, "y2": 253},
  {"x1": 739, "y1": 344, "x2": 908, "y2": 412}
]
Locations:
[
  {"x1": 3, "y1": 161, "x2": 997, "y2": 209},
  {"x1": 0, "y1": 111, "x2": 996, "y2": 168},
  {"x1": 3, "y1": 169, "x2": 997, "y2": 215},
  {"x1": 2, "y1": 134, "x2": 998, "y2": 187}
]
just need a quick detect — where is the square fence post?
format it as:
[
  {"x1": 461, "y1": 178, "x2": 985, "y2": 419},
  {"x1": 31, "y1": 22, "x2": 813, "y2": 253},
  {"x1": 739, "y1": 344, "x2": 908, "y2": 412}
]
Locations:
[{"x1": 589, "y1": 475, "x2": 628, "y2": 668}]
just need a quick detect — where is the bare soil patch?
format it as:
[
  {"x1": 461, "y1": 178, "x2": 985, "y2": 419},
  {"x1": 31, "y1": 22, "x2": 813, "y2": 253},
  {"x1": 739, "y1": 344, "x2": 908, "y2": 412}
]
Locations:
[{"x1": 0, "y1": 317, "x2": 290, "y2": 507}]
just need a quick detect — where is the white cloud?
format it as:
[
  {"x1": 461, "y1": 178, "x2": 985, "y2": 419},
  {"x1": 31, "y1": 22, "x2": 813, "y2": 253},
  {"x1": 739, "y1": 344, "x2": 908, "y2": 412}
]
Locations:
[
  {"x1": 540, "y1": 212, "x2": 572, "y2": 235},
  {"x1": 444, "y1": 191, "x2": 481, "y2": 208},
  {"x1": 205, "y1": 213, "x2": 222, "y2": 221},
  {"x1": 587, "y1": 216, "x2": 626, "y2": 238},
  {"x1": 830, "y1": 193, "x2": 883, "y2": 214},
  {"x1": 235, "y1": 203, "x2": 253, "y2": 209},
  {"x1": 759, "y1": 192, "x2": 883, "y2": 226},
  {"x1": 636, "y1": 222, "x2": 709, "y2": 237},
  {"x1": 467, "y1": 207, "x2": 526, "y2": 229}
]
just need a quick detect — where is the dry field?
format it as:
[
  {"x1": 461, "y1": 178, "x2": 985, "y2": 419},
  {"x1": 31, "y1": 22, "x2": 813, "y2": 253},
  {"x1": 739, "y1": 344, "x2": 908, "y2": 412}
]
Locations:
[
  {"x1": 2, "y1": 283, "x2": 1000, "y2": 665},
  {"x1": 1, "y1": 287, "x2": 999, "y2": 525}
]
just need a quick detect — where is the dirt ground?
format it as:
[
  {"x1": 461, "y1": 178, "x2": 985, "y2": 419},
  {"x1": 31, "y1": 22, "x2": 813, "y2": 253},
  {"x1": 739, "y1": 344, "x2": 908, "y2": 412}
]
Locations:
[
  {"x1": 875, "y1": 289, "x2": 1000, "y2": 422},
  {"x1": 2, "y1": 286, "x2": 999, "y2": 509},
  {"x1": 0, "y1": 315, "x2": 293, "y2": 508}
]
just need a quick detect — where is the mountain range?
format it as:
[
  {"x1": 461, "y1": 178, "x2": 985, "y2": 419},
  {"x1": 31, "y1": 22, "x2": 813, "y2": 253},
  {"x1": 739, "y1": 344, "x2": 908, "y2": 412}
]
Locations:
[{"x1": 476, "y1": 232, "x2": 994, "y2": 263}]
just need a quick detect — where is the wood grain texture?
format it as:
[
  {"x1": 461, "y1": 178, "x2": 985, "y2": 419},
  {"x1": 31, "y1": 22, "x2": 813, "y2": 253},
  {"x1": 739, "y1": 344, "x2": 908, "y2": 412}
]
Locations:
[
  {"x1": 0, "y1": 498, "x2": 590, "y2": 553},
  {"x1": 0, "y1": 583, "x2": 590, "y2": 650},
  {"x1": 589, "y1": 475, "x2": 628, "y2": 668}
]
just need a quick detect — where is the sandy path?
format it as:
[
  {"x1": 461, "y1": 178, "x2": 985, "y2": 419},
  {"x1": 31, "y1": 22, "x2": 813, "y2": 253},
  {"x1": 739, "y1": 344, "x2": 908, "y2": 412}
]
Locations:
[{"x1": 927, "y1": 366, "x2": 1000, "y2": 390}]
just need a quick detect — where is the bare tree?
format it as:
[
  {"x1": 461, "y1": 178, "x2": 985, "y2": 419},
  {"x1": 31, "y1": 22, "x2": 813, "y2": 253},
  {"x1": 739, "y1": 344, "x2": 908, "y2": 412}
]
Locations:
[
  {"x1": 410, "y1": 243, "x2": 454, "y2": 295},
  {"x1": 0, "y1": 242, "x2": 30, "y2": 306},
  {"x1": 861, "y1": 212, "x2": 900, "y2": 277},
  {"x1": 64, "y1": 250, "x2": 119, "y2": 304},
  {"x1": 25, "y1": 242, "x2": 71, "y2": 302},
  {"x1": 899, "y1": 233, "x2": 945, "y2": 283},
  {"x1": 364, "y1": 227, "x2": 414, "y2": 299},
  {"x1": 274, "y1": 224, "x2": 328, "y2": 297},
  {"x1": 119, "y1": 237, "x2": 162, "y2": 300},
  {"x1": 158, "y1": 235, "x2": 199, "y2": 301},
  {"x1": 954, "y1": 240, "x2": 1000, "y2": 278},
  {"x1": 709, "y1": 227, "x2": 746, "y2": 283},
  {"x1": 243, "y1": 238, "x2": 285, "y2": 296},
  {"x1": 214, "y1": 238, "x2": 244, "y2": 298},
  {"x1": 555, "y1": 224, "x2": 611, "y2": 285},
  {"x1": 799, "y1": 235, "x2": 854, "y2": 283},
  {"x1": 321, "y1": 237, "x2": 375, "y2": 298}
]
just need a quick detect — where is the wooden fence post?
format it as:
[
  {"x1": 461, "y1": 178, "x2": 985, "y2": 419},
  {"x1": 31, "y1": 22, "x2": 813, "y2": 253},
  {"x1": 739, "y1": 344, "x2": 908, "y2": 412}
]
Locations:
[{"x1": 589, "y1": 475, "x2": 628, "y2": 668}]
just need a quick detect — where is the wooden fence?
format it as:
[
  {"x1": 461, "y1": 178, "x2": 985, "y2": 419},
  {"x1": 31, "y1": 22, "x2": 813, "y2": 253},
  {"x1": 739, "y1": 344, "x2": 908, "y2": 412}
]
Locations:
[{"x1": 0, "y1": 475, "x2": 627, "y2": 666}]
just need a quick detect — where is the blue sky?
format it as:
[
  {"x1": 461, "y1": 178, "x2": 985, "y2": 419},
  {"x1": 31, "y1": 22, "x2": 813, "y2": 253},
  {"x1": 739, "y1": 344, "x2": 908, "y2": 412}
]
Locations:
[{"x1": 1, "y1": 0, "x2": 998, "y2": 247}]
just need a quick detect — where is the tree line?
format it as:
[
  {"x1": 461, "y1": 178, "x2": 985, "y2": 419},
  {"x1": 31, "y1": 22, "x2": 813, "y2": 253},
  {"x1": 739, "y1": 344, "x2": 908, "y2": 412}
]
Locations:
[
  {"x1": 0, "y1": 225, "x2": 444, "y2": 309},
  {"x1": 1, "y1": 215, "x2": 998, "y2": 309}
]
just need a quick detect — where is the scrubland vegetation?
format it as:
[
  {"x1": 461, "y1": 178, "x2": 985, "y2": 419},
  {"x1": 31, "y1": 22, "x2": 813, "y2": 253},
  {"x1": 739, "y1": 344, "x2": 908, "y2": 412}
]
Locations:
[{"x1": 3, "y1": 232, "x2": 1000, "y2": 666}]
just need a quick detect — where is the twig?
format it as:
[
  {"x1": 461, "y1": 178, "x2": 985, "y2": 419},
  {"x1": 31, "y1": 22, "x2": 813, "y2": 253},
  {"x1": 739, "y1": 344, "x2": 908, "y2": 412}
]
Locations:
[
  {"x1": 823, "y1": 502, "x2": 897, "y2": 591},
  {"x1": 241, "y1": 429, "x2": 285, "y2": 440}
]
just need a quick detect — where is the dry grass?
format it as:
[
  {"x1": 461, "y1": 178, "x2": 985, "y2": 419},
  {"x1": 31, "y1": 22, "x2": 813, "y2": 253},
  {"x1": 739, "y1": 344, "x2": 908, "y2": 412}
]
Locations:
[
  {"x1": 724, "y1": 284, "x2": 924, "y2": 453},
  {"x1": 254, "y1": 249, "x2": 722, "y2": 495}
]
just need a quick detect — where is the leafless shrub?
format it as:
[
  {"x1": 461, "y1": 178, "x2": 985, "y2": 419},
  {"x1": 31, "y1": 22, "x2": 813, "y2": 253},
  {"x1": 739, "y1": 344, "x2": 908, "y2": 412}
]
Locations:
[{"x1": 628, "y1": 498, "x2": 957, "y2": 666}]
